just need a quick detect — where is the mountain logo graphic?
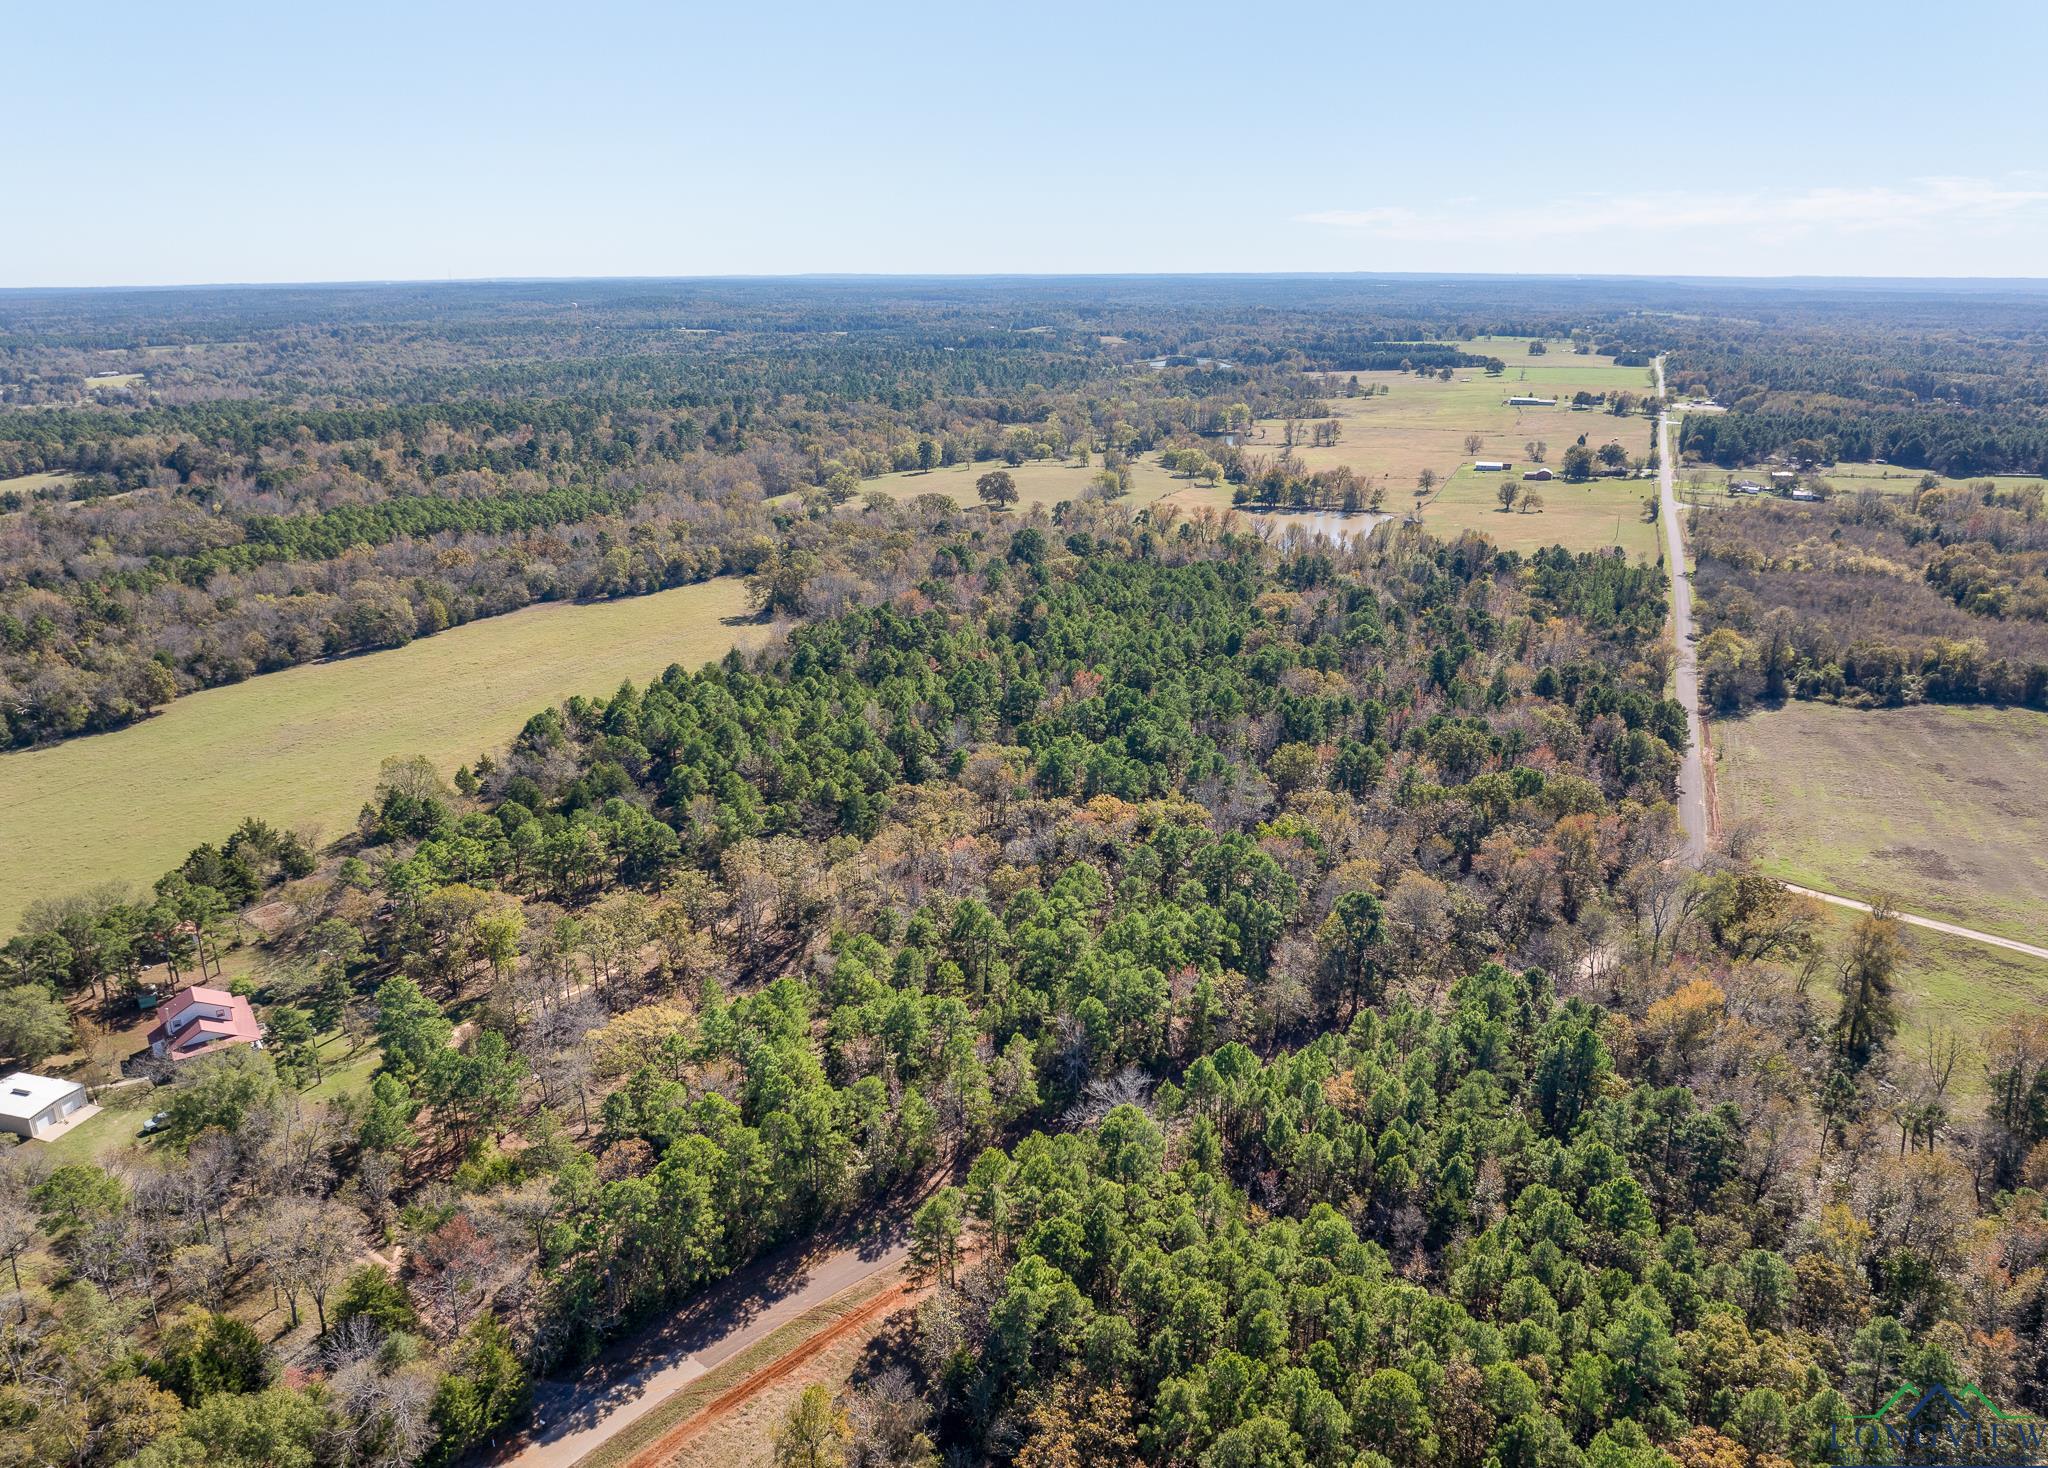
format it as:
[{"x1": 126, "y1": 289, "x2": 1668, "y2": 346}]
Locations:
[{"x1": 1834, "y1": 1381, "x2": 2045, "y2": 1465}]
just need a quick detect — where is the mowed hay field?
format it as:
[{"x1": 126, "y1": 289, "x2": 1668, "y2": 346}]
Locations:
[
  {"x1": 0, "y1": 470, "x2": 80, "y2": 497},
  {"x1": 0, "y1": 578, "x2": 771, "y2": 931},
  {"x1": 864, "y1": 449, "x2": 1224, "y2": 514},
  {"x1": 1714, "y1": 701, "x2": 2048, "y2": 944},
  {"x1": 1427, "y1": 467, "x2": 1660, "y2": 562},
  {"x1": 1272, "y1": 337, "x2": 1661, "y2": 557}
]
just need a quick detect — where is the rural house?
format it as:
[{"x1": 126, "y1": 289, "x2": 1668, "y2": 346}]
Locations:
[
  {"x1": 0, "y1": 1073, "x2": 90, "y2": 1139},
  {"x1": 147, "y1": 985, "x2": 263, "y2": 1062}
]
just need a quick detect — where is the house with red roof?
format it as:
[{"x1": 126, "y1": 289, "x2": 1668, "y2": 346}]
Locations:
[{"x1": 147, "y1": 986, "x2": 263, "y2": 1062}]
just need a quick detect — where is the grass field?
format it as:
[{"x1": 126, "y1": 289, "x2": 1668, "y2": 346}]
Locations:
[
  {"x1": 0, "y1": 578, "x2": 771, "y2": 932},
  {"x1": 858, "y1": 450, "x2": 1205, "y2": 513},
  {"x1": 0, "y1": 470, "x2": 79, "y2": 498},
  {"x1": 1262, "y1": 338, "x2": 1661, "y2": 557},
  {"x1": 34, "y1": 1083, "x2": 159, "y2": 1164},
  {"x1": 1715, "y1": 702, "x2": 2048, "y2": 944},
  {"x1": 1810, "y1": 462, "x2": 1994, "y2": 496},
  {"x1": 1674, "y1": 460, "x2": 1999, "y2": 508},
  {"x1": 302, "y1": 1031, "x2": 382, "y2": 1105},
  {"x1": 1426, "y1": 467, "x2": 1661, "y2": 561},
  {"x1": 1808, "y1": 905, "x2": 2048, "y2": 1104},
  {"x1": 844, "y1": 343, "x2": 1662, "y2": 562}
]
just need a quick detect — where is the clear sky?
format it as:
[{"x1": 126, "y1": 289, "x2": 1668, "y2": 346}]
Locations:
[{"x1": 10, "y1": 0, "x2": 2046, "y2": 287}]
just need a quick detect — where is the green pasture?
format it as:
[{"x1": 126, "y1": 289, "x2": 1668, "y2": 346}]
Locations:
[
  {"x1": 1714, "y1": 701, "x2": 2048, "y2": 945},
  {"x1": 0, "y1": 578, "x2": 770, "y2": 932}
]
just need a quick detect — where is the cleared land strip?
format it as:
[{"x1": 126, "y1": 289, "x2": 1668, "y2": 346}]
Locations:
[
  {"x1": 615, "y1": 1272, "x2": 922, "y2": 1468},
  {"x1": 503, "y1": 1233, "x2": 908, "y2": 1468},
  {"x1": 1781, "y1": 883, "x2": 2048, "y2": 963}
]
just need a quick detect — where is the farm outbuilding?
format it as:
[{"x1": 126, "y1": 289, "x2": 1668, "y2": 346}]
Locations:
[
  {"x1": 0, "y1": 1073, "x2": 90, "y2": 1140},
  {"x1": 1506, "y1": 396, "x2": 1558, "y2": 406},
  {"x1": 1523, "y1": 467, "x2": 1553, "y2": 481},
  {"x1": 1473, "y1": 461, "x2": 1510, "y2": 472}
]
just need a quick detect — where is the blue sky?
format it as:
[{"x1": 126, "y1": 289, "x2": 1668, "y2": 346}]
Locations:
[{"x1": 10, "y1": 0, "x2": 2046, "y2": 286}]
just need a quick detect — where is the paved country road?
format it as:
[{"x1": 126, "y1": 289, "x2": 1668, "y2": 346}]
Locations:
[
  {"x1": 1655, "y1": 359, "x2": 1710, "y2": 866},
  {"x1": 1654, "y1": 359, "x2": 2044, "y2": 959},
  {"x1": 502, "y1": 1224, "x2": 909, "y2": 1468}
]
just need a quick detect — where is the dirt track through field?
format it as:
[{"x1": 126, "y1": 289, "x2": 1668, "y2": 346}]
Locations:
[{"x1": 618, "y1": 1275, "x2": 923, "y2": 1468}]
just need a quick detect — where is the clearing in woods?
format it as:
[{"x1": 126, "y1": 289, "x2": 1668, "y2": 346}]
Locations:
[
  {"x1": 1271, "y1": 337, "x2": 1662, "y2": 558},
  {"x1": 1674, "y1": 461, "x2": 2012, "y2": 508},
  {"x1": 1714, "y1": 701, "x2": 2048, "y2": 945},
  {"x1": 0, "y1": 577, "x2": 772, "y2": 931},
  {"x1": 0, "y1": 470, "x2": 80, "y2": 498},
  {"x1": 860, "y1": 450, "x2": 1219, "y2": 513},
  {"x1": 1424, "y1": 467, "x2": 1661, "y2": 562}
]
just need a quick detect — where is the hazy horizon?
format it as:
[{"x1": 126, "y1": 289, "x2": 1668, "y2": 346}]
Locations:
[{"x1": 9, "y1": 269, "x2": 2048, "y2": 296}]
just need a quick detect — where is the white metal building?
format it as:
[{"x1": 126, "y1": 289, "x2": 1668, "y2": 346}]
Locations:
[{"x1": 0, "y1": 1072, "x2": 89, "y2": 1140}]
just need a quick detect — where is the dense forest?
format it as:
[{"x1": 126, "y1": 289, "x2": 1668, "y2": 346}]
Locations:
[
  {"x1": 4, "y1": 278, "x2": 2048, "y2": 1468},
  {"x1": 1664, "y1": 288, "x2": 2048, "y2": 477},
  {"x1": 11, "y1": 275, "x2": 2046, "y2": 750},
  {"x1": 1689, "y1": 479, "x2": 2048, "y2": 712},
  {"x1": 0, "y1": 489, "x2": 2043, "y2": 1468}
]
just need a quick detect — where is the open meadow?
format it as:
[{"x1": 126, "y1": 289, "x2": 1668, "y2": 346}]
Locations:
[
  {"x1": 1714, "y1": 701, "x2": 2048, "y2": 944},
  {"x1": 0, "y1": 469, "x2": 79, "y2": 499},
  {"x1": 1674, "y1": 459, "x2": 2001, "y2": 507},
  {"x1": 1266, "y1": 337, "x2": 1662, "y2": 557},
  {"x1": 1427, "y1": 466, "x2": 1660, "y2": 561},
  {"x1": 861, "y1": 449, "x2": 1215, "y2": 512},
  {"x1": 0, "y1": 577, "x2": 771, "y2": 930}
]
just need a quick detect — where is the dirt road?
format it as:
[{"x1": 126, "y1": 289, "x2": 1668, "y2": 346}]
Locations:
[
  {"x1": 1779, "y1": 884, "x2": 2048, "y2": 961},
  {"x1": 613, "y1": 1273, "x2": 922, "y2": 1468},
  {"x1": 504, "y1": 1229, "x2": 908, "y2": 1468}
]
